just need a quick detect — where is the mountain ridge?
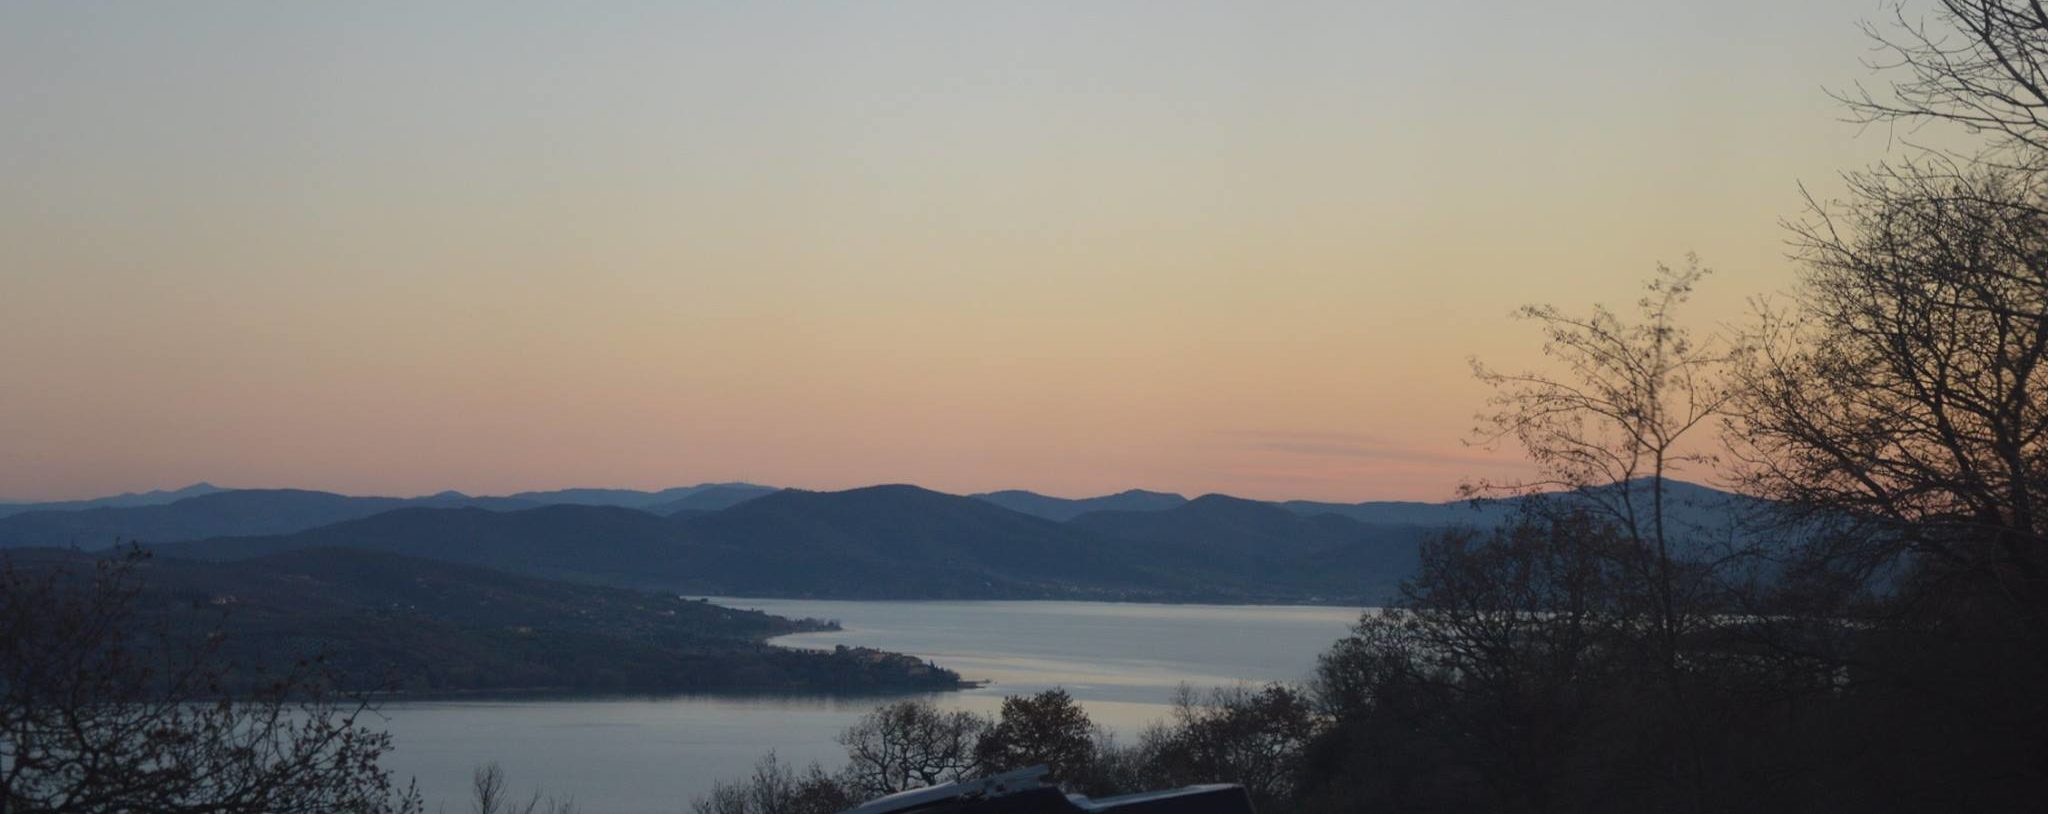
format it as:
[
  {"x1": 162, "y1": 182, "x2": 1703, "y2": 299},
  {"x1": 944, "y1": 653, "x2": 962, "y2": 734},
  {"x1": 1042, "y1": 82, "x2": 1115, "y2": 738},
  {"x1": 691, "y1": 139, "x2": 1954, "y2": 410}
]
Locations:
[{"x1": 19, "y1": 479, "x2": 1763, "y2": 604}]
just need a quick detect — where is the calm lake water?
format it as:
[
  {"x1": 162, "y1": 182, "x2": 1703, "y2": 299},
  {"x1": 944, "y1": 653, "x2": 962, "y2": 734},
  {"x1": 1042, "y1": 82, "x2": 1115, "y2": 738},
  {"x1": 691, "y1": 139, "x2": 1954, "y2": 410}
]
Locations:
[{"x1": 375, "y1": 599, "x2": 1365, "y2": 814}]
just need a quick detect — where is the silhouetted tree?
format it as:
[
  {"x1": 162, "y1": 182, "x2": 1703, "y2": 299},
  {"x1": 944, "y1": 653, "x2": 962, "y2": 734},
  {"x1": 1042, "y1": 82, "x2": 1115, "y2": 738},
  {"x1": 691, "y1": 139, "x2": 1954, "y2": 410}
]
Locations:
[
  {"x1": 837, "y1": 699, "x2": 990, "y2": 797},
  {"x1": 1728, "y1": 154, "x2": 2048, "y2": 808},
  {"x1": 1470, "y1": 258, "x2": 1736, "y2": 670},
  {"x1": 1136, "y1": 685, "x2": 1316, "y2": 813},
  {"x1": 973, "y1": 689, "x2": 1096, "y2": 788},
  {"x1": 1842, "y1": 1, "x2": 2048, "y2": 159},
  {"x1": 1307, "y1": 510, "x2": 1663, "y2": 814},
  {"x1": 470, "y1": 763, "x2": 576, "y2": 814},
  {"x1": 691, "y1": 753, "x2": 855, "y2": 814},
  {"x1": 0, "y1": 547, "x2": 419, "y2": 814},
  {"x1": 1738, "y1": 160, "x2": 2048, "y2": 634}
]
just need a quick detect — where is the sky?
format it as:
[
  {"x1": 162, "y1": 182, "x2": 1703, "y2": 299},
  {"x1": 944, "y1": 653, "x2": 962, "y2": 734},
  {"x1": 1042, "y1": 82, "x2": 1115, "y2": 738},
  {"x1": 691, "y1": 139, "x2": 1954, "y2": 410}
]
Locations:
[{"x1": 0, "y1": 1, "x2": 1922, "y2": 503}]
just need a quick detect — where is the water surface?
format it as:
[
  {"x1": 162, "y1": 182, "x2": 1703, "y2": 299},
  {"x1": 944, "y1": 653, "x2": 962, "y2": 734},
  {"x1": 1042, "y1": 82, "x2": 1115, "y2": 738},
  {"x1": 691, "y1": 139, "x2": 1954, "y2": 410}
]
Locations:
[{"x1": 376, "y1": 599, "x2": 1364, "y2": 813}]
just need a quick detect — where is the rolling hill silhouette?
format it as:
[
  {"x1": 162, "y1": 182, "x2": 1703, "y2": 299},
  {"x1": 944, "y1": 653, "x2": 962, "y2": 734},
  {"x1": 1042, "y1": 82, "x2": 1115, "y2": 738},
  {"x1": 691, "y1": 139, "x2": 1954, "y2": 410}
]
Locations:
[
  {"x1": 0, "y1": 489, "x2": 537, "y2": 549},
  {"x1": 0, "y1": 482, "x2": 226, "y2": 518},
  {"x1": 1072, "y1": 495, "x2": 1434, "y2": 600},
  {"x1": 28, "y1": 478, "x2": 1764, "y2": 603},
  {"x1": 8, "y1": 546, "x2": 956, "y2": 694},
  {"x1": 970, "y1": 488, "x2": 1188, "y2": 521}
]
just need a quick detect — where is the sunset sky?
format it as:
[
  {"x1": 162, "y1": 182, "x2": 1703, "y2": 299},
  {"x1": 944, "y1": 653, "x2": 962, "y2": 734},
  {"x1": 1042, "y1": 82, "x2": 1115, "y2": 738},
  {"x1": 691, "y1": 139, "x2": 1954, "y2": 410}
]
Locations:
[{"x1": 1, "y1": 1, "x2": 1913, "y2": 502}]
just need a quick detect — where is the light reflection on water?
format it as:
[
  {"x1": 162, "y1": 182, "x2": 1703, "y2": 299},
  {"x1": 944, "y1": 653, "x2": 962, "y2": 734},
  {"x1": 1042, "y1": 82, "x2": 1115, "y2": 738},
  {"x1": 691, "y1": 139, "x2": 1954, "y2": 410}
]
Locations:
[{"x1": 376, "y1": 599, "x2": 1366, "y2": 814}]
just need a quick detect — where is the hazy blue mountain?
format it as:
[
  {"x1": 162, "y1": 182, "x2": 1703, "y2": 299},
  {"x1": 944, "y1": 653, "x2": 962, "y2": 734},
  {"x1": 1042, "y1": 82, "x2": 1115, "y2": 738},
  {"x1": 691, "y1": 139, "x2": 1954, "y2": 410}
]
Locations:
[
  {"x1": 1278, "y1": 497, "x2": 1517, "y2": 526},
  {"x1": 1071, "y1": 494, "x2": 1432, "y2": 601},
  {"x1": 1278, "y1": 479, "x2": 1785, "y2": 572},
  {"x1": 161, "y1": 486, "x2": 1173, "y2": 600},
  {"x1": 1077, "y1": 494, "x2": 1368, "y2": 549},
  {"x1": 500, "y1": 487, "x2": 679, "y2": 507},
  {"x1": 14, "y1": 546, "x2": 956, "y2": 694},
  {"x1": 1278, "y1": 479, "x2": 1761, "y2": 531},
  {"x1": 503, "y1": 482, "x2": 777, "y2": 509},
  {"x1": 0, "y1": 482, "x2": 229, "y2": 519},
  {"x1": 155, "y1": 504, "x2": 685, "y2": 586},
  {"x1": 970, "y1": 488, "x2": 1189, "y2": 521},
  {"x1": 134, "y1": 479, "x2": 1768, "y2": 604},
  {"x1": 672, "y1": 485, "x2": 1167, "y2": 598},
  {"x1": 0, "y1": 489, "x2": 538, "y2": 550},
  {"x1": 648, "y1": 484, "x2": 780, "y2": 515}
]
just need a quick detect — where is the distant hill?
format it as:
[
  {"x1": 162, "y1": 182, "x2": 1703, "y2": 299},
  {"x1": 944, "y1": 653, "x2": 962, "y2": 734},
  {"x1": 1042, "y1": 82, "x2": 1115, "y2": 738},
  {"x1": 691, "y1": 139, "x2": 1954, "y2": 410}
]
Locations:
[
  {"x1": 11, "y1": 546, "x2": 957, "y2": 695},
  {"x1": 971, "y1": 489, "x2": 1188, "y2": 522},
  {"x1": 649, "y1": 484, "x2": 780, "y2": 515},
  {"x1": 160, "y1": 485, "x2": 1427, "y2": 602},
  {"x1": 1073, "y1": 495, "x2": 1433, "y2": 601},
  {"x1": 505, "y1": 482, "x2": 778, "y2": 510},
  {"x1": 162, "y1": 486, "x2": 1180, "y2": 599},
  {"x1": 1278, "y1": 479, "x2": 1782, "y2": 570},
  {"x1": 0, "y1": 483, "x2": 777, "y2": 550},
  {"x1": 0, "y1": 482, "x2": 228, "y2": 519},
  {"x1": 672, "y1": 485, "x2": 1167, "y2": 598},
  {"x1": 1277, "y1": 498, "x2": 1516, "y2": 526},
  {"x1": 0, "y1": 489, "x2": 540, "y2": 550},
  {"x1": 1277, "y1": 480, "x2": 1760, "y2": 531},
  {"x1": 156, "y1": 504, "x2": 687, "y2": 586},
  {"x1": 122, "y1": 479, "x2": 1765, "y2": 604}
]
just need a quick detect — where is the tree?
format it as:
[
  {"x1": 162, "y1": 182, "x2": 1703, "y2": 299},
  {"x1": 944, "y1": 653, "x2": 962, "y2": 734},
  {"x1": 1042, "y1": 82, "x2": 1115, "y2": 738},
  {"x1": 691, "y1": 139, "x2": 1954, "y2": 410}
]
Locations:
[
  {"x1": 1736, "y1": 161, "x2": 2048, "y2": 630},
  {"x1": 1726, "y1": 156, "x2": 2048, "y2": 805},
  {"x1": 1470, "y1": 258, "x2": 1734, "y2": 671},
  {"x1": 1305, "y1": 510, "x2": 1655, "y2": 814},
  {"x1": 470, "y1": 763, "x2": 576, "y2": 814},
  {"x1": 1140, "y1": 685, "x2": 1317, "y2": 814},
  {"x1": 0, "y1": 547, "x2": 419, "y2": 814},
  {"x1": 1841, "y1": 1, "x2": 2048, "y2": 160},
  {"x1": 836, "y1": 699, "x2": 990, "y2": 797},
  {"x1": 973, "y1": 689, "x2": 1096, "y2": 788},
  {"x1": 691, "y1": 754, "x2": 856, "y2": 814}
]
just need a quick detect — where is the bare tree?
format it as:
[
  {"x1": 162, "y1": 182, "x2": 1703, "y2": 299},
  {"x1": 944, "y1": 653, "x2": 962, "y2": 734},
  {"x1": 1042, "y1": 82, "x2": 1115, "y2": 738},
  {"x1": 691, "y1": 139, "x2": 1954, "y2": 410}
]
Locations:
[
  {"x1": 1841, "y1": 1, "x2": 2048, "y2": 160},
  {"x1": 1469, "y1": 258, "x2": 1734, "y2": 661},
  {"x1": 836, "y1": 700, "x2": 990, "y2": 797},
  {"x1": 1734, "y1": 159, "x2": 2048, "y2": 636},
  {"x1": 470, "y1": 763, "x2": 576, "y2": 814},
  {"x1": 0, "y1": 547, "x2": 420, "y2": 814},
  {"x1": 472, "y1": 764, "x2": 511, "y2": 814},
  {"x1": 1138, "y1": 684, "x2": 1317, "y2": 814},
  {"x1": 690, "y1": 753, "x2": 854, "y2": 814}
]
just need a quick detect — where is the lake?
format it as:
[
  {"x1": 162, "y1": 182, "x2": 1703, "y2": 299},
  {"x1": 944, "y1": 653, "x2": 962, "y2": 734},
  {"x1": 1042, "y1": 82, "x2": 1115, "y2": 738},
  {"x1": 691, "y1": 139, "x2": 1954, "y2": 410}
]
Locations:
[{"x1": 375, "y1": 599, "x2": 1366, "y2": 814}]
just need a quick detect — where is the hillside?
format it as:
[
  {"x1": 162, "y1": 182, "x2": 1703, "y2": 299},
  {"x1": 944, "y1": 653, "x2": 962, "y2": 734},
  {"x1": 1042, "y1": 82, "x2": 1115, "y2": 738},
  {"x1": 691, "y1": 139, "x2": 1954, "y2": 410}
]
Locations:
[
  {"x1": 1278, "y1": 498, "x2": 1516, "y2": 526},
  {"x1": 671, "y1": 485, "x2": 1168, "y2": 598},
  {"x1": 156, "y1": 504, "x2": 689, "y2": 587},
  {"x1": 158, "y1": 488, "x2": 1165, "y2": 598},
  {"x1": 0, "y1": 488, "x2": 556, "y2": 550},
  {"x1": 0, "y1": 482, "x2": 227, "y2": 519},
  {"x1": 133, "y1": 480, "x2": 1762, "y2": 604},
  {"x1": 970, "y1": 489, "x2": 1189, "y2": 522},
  {"x1": 1073, "y1": 495, "x2": 1432, "y2": 601},
  {"x1": 506, "y1": 482, "x2": 778, "y2": 510},
  {"x1": 9, "y1": 546, "x2": 958, "y2": 695},
  {"x1": 160, "y1": 486, "x2": 1422, "y2": 602},
  {"x1": 0, "y1": 485, "x2": 785, "y2": 550},
  {"x1": 1278, "y1": 479, "x2": 1760, "y2": 531},
  {"x1": 0, "y1": 490, "x2": 437, "y2": 549},
  {"x1": 649, "y1": 484, "x2": 780, "y2": 514}
]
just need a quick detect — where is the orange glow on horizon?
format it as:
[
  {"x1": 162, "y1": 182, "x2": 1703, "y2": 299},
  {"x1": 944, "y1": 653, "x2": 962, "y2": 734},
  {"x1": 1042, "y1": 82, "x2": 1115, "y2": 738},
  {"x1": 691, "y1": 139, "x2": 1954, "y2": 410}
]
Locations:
[{"x1": 0, "y1": 1, "x2": 1900, "y2": 503}]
